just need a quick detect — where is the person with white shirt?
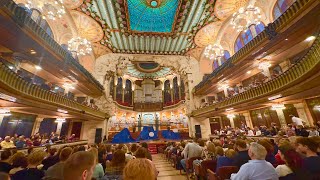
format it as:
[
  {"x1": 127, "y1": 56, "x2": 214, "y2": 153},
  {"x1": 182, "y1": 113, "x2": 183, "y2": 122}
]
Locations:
[
  {"x1": 231, "y1": 142, "x2": 278, "y2": 180},
  {"x1": 290, "y1": 115, "x2": 304, "y2": 126},
  {"x1": 247, "y1": 128, "x2": 254, "y2": 136}
]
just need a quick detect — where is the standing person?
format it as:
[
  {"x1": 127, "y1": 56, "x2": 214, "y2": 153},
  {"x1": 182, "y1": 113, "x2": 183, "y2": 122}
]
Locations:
[
  {"x1": 290, "y1": 115, "x2": 304, "y2": 126},
  {"x1": 12, "y1": 150, "x2": 47, "y2": 180},
  {"x1": 230, "y1": 143, "x2": 278, "y2": 180},
  {"x1": 180, "y1": 138, "x2": 203, "y2": 174},
  {"x1": 63, "y1": 151, "x2": 96, "y2": 180}
]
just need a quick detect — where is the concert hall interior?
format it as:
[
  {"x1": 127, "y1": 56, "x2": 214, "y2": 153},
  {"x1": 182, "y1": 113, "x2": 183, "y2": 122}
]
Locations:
[{"x1": 0, "y1": 0, "x2": 320, "y2": 179}]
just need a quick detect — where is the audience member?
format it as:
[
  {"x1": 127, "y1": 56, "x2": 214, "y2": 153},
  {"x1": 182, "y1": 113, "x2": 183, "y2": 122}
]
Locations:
[
  {"x1": 123, "y1": 158, "x2": 156, "y2": 180},
  {"x1": 0, "y1": 150, "x2": 12, "y2": 173},
  {"x1": 63, "y1": 151, "x2": 96, "y2": 180},
  {"x1": 15, "y1": 136, "x2": 26, "y2": 149},
  {"x1": 216, "y1": 149, "x2": 236, "y2": 173},
  {"x1": 105, "y1": 150, "x2": 126, "y2": 178},
  {"x1": 44, "y1": 147, "x2": 73, "y2": 180},
  {"x1": 230, "y1": 142, "x2": 278, "y2": 180},
  {"x1": 9, "y1": 152, "x2": 28, "y2": 175},
  {"x1": 233, "y1": 139, "x2": 250, "y2": 168},
  {"x1": 88, "y1": 147, "x2": 104, "y2": 179},
  {"x1": 140, "y1": 142, "x2": 152, "y2": 161},
  {"x1": 42, "y1": 148, "x2": 58, "y2": 170},
  {"x1": 0, "y1": 172, "x2": 10, "y2": 180},
  {"x1": 180, "y1": 138, "x2": 203, "y2": 174},
  {"x1": 296, "y1": 137, "x2": 320, "y2": 176},
  {"x1": 275, "y1": 142, "x2": 304, "y2": 179},
  {"x1": 0, "y1": 136, "x2": 16, "y2": 149},
  {"x1": 12, "y1": 150, "x2": 47, "y2": 180}
]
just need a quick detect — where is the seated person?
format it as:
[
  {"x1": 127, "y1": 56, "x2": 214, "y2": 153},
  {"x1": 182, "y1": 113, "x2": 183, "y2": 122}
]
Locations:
[
  {"x1": 123, "y1": 159, "x2": 156, "y2": 180},
  {"x1": 230, "y1": 142, "x2": 278, "y2": 180},
  {"x1": 105, "y1": 150, "x2": 126, "y2": 178},
  {"x1": 63, "y1": 151, "x2": 96, "y2": 180},
  {"x1": 12, "y1": 150, "x2": 47, "y2": 180},
  {"x1": 0, "y1": 136, "x2": 16, "y2": 149},
  {"x1": 296, "y1": 137, "x2": 320, "y2": 176},
  {"x1": 275, "y1": 142, "x2": 305, "y2": 179},
  {"x1": 216, "y1": 149, "x2": 237, "y2": 173},
  {"x1": 232, "y1": 140, "x2": 250, "y2": 169},
  {"x1": 0, "y1": 150, "x2": 12, "y2": 173}
]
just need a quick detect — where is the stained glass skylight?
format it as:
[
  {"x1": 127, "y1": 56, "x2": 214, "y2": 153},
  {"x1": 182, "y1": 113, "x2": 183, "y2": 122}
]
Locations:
[{"x1": 127, "y1": 0, "x2": 179, "y2": 33}]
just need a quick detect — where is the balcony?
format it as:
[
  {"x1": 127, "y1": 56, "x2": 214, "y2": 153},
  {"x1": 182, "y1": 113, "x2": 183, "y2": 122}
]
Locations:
[
  {"x1": 0, "y1": 0, "x2": 104, "y2": 96},
  {"x1": 0, "y1": 62, "x2": 107, "y2": 121},
  {"x1": 192, "y1": 32, "x2": 320, "y2": 117},
  {"x1": 194, "y1": 0, "x2": 318, "y2": 94}
]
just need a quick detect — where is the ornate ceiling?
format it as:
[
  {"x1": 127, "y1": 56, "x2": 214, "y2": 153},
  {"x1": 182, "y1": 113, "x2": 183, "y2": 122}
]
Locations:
[
  {"x1": 76, "y1": 0, "x2": 218, "y2": 55},
  {"x1": 126, "y1": 62, "x2": 172, "y2": 79}
]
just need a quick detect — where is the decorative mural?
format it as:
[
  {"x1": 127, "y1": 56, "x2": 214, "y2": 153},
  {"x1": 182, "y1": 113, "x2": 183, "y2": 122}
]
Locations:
[{"x1": 108, "y1": 108, "x2": 189, "y2": 132}]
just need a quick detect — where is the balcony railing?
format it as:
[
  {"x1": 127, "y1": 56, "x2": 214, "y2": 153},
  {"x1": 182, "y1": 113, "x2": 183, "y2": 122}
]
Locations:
[
  {"x1": 0, "y1": 62, "x2": 107, "y2": 120},
  {"x1": 0, "y1": 0, "x2": 104, "y2": 92},
  {"x1": 192, "y1": 31, "x2": 320, "y2": 117},
  {"x1": 194, "y1": 0, "x2": 316, "y2": 92}
]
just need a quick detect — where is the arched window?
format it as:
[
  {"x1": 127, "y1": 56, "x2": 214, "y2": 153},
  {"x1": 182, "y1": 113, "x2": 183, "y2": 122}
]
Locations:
[
  {"x1": 24, "y1": 8, "x2": 54, "y2": 38},
  {"x1": 273, "y1": 0, "x2": 296, "y2": 20},
  {"x1": 234, "y1": 23, "x2": 265, "y2": 52},
  {"x1": 220, "y1": 50, "x2": 231, "y2": 64}
]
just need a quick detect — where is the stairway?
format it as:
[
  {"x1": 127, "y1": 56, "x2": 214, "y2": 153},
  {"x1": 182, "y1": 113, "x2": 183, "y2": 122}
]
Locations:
[
  {"x1": 153, "y1": 154, "x2": 186, "y2": 180},
  {"x1": 148, "y1": 144, "x2": 158, "y2": 154}
]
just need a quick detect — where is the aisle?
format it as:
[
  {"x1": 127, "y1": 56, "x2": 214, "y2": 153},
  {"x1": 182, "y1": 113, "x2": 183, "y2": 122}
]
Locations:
[{"x1": 153, "y1": 154, "x2": 186, "y2": 180}]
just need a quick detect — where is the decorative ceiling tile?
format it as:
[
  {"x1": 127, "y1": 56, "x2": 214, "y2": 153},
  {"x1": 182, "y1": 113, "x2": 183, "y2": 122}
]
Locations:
[
  {"x1": 76, "y1": 0, "x2": 218, "y2": 55},
  {"x1": 194, "y1": 21, "x2": 222, "y2": 47}
]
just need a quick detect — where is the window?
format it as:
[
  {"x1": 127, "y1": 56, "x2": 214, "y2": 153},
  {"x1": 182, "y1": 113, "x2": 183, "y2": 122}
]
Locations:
[
  {"x1": 273, "y1": 0, "x2": 296, "y2": 20},
  {"x1": 234, "y1": 23, "x2": 265, "y2": 53},
  {"x1": 212, "y1": 50, "x2": 230, "y2": 71}
]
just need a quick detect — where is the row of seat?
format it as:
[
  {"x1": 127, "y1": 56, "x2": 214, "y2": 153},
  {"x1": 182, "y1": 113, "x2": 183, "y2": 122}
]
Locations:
[{"x1": 160, "y1": 148, "x2": 239, "y2": 180}]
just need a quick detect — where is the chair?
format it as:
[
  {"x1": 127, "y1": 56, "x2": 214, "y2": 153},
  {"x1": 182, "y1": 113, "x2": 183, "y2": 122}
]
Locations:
[
  {"x1": 217, "y1": 166, "x2": 238, "y2": 180},
  {"x1": 186, "y1": 156, "x2": 201, "y2": 179},
  {"x1": 194, "y1": 160, "x2": 217, "y2": 180},
  {"x1": 207, "y1": 169, "x2": 219, "y2": 180}
]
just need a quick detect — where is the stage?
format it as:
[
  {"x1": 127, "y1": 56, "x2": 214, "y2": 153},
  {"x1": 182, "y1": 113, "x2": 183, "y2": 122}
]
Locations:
[{"x1": 108, "y1": 126, "x2": 189, "y2": 144}]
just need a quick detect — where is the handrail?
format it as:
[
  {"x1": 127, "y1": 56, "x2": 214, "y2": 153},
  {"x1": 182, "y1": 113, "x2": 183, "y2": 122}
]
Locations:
[
  {"x1": 194, "y1": 0, "x2": 315, "y2": 92},
  {"x1": 0, "y1": 0, "x2": 104, "y2": 92},
  {"x1": 0, "y1": 62, "x2": 107, "y2": 120},
  {"x1": 192, "y1": 31, "x2": 320, "y2": 117}
]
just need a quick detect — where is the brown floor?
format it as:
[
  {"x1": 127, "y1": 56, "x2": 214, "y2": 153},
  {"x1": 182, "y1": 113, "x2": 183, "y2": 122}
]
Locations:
[{"x1": 153, "y1": 154, "x2": 187, "y2": 180}]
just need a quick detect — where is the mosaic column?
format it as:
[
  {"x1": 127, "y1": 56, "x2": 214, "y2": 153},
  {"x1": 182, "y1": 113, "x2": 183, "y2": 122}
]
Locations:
[
  {"x1": 31, "y1": 117, "x2": 44, "y2": 135},
  {"x1": 243, "y1": 112, "x2": 253, "y2": 128},
  {"x1": 294, "y1": 102, "x2": 312, "y2": 126},
  {"x1": 275, "y1": 109, "x2": 287, "y2": 128}
]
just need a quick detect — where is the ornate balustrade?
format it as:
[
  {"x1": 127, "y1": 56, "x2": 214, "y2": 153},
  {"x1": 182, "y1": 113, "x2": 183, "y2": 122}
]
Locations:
[
  {"x1": 0, "y1": 62, "x2": 107, "y2": 120},
  {"x1": 192, "y1": 31, "x2": 320, "y2": 117},
  {"x1": 0, "y1": 0, "x2": 104, "y2": 92},
  {"x1": 194, "y1": 0, "x2": 316, "y2": 93}
]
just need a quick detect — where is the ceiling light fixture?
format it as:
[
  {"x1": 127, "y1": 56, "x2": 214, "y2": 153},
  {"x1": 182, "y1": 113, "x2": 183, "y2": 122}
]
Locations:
[
  {"x1": 63, "y1": 83, "x2": 75, "y2": 90},
  {"x1": 0, "y1": 108, "x2": 11, "y2": 116},
  {"x1": 55, "y1": 117, "x2": 66, "y2": 123},
  {"x1": 305, "y1": 36, "x2": 315, "y2": 42},
  {"x1": 35, "y1": 65, "x2": 42, "y2": 70},
  {"x1": 226, "y1": 108, "x2": 234, "y2": 111},
  {"x1": 68, "y1": 37, "x2": 92, "y2": 56},
  {"x1": 8, "y1": 66, "x2": 14, "y2": 70},
  {"x1": 268, "y1": 94, "x2": 282, "y2": 101},
  {"x1": 203, "y1": 44, "x2": 224, "y2": 60},
  {"x1": 0, "y1": 93, "x2": 16, "y2": 102},
  {"x1": 314, "y1": 105, "x2": 320, "y2": 111},
  {"x1": 271, "y1": 103, "x2": 286, "y2": 110},
  {"x1": 30, "y1": 50, "x2": 36, "y2": 54},
  {"x1": 25, "y1": 0, "x2": 66, "y2": 20},
  {"x1": 218, "y1": 82, "x2": 229, "y2": 90},
  {"x1": 247, "y1": 70, "x2": 251, "y2": 74},
  {"x1": 227, "y1": 114, "x2": 235, "y2": 119},
  {"x1": 57, "y1": 109, "x2": 68, "y2": 114},
  {"x1": 230, "y1": 5, "x2": 262, "y2": 32}
]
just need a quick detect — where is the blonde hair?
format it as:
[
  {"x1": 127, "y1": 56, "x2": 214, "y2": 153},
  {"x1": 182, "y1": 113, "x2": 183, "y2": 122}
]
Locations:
[
  {"x1": 28, "y1": 150, "x2": 47, "y2": 165},
  {"x1": 225, "y1": 149, "x2": 237, "y2": 159},
  {"x1": 123, "y1": 159, "x2": 156, "y2": 180},
  {"x1": 206, "y1": 142, "x2": 216, "y2": 154},
  {"x1": 88, "y1": 147, "x2": 99, "y2": 164},
  {"x1": 9, "y1": 152, "x2": 25, "y2": 164},
  {"x1": 215, "y1": 146, "x2": 224, "y2": 156}
]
